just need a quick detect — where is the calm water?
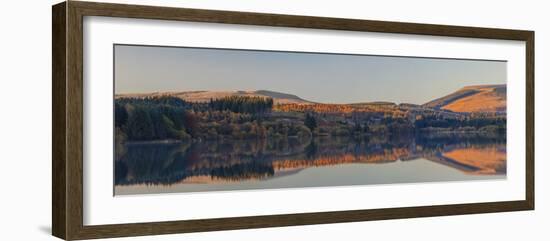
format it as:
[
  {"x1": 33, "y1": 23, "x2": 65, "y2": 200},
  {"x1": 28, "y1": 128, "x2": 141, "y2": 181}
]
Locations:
[{"x1": 114, "y1": 134, "x2": 506, "y2": 195}]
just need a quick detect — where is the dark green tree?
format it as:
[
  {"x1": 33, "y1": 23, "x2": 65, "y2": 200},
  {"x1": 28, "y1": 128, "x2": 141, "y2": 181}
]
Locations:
[
  {"x1": 183, "y1": 112, "x2": 199, "y2": 137},
  {"x1": 126, "y1": 106, "x2": 155, "y2": 140},
  {"x1": 114, "y1": 103, "x2": 128, "y2": 127}
]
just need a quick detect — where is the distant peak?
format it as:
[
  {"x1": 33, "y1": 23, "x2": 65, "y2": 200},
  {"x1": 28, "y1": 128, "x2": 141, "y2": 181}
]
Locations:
[
  {"x1": 461, "y1": 84, "x2": 505, "y2": 90},
  {"x1": 254, "y1": 89, "x2": 290, "y2": 95}
]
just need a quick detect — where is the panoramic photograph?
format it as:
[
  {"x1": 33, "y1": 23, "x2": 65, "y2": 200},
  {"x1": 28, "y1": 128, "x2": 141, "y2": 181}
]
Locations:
[{"x1": 113, "y1": 44, "x2": 507, "y2": 195}]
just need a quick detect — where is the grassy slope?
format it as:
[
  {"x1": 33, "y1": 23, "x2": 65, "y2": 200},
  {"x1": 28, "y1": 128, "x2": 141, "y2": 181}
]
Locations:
[
  {"x1": 423, "y1": 85, "x2": 506, "y2": 113},
  {"x1": 117, "y1": 84, "x2": 506, "y2": 113},
  {"x1": 116, "y1": 90, "x2": 313, "y2": 105}
]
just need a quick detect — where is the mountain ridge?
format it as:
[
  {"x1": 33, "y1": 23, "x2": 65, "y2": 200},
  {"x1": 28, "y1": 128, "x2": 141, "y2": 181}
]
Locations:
[
  {"x1": 423, "y1": 84, "x2": 506, "y2": 113},
  {"x1": 115, "y1": 90, "x2": 314, "y2": 105},
  {"x1": 116, "y1": 84, "x2": 506, "y2": 113}
]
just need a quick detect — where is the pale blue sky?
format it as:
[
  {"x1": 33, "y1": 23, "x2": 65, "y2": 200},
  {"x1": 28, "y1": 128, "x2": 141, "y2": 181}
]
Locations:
[{"x1": 114, "y1": 44, "x2": 506, "y2": 105}]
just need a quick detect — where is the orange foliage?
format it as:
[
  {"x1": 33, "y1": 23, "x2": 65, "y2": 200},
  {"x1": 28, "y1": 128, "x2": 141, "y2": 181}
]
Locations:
[
  {"x1": 271, "y1": 147, "x2": 412, "y2": 170},
  {"x1": 274, "y1": 103, "x2": 408, "y2": 117}
]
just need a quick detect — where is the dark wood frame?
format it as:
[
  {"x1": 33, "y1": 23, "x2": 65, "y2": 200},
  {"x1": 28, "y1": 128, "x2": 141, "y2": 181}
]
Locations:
[{"x1": 52, "y1": 1, "x2": 535, "y2": 240}]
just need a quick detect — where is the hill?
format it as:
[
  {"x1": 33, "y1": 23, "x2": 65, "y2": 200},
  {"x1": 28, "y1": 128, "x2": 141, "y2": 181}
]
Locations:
[
  {"x1": 116, "y1": 85, "x2": 506, "y2": 113},
  {"x1": 116, "y1": 90, "x2": 314, "y2": 105},
  {"x1": 423, "y1": 84, "x2": 506, "y2": 113}
]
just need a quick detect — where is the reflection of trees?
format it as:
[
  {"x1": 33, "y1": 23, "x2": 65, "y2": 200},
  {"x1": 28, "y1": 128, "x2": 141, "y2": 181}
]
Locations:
[
  {"x1": 210, "y1": 162, "x2": 274, "y2": 181},
  {"x1": 115, "y1": 133, "x2": 506, "y2": 186},
  {"x1": 305, "y1": 141, "x2": 318, "y2": 159}
]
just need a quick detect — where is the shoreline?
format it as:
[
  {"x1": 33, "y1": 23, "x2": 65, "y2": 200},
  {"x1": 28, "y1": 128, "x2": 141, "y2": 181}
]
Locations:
[{"x1": 122, "y1": 129, "x2": 505, "y2": 145}]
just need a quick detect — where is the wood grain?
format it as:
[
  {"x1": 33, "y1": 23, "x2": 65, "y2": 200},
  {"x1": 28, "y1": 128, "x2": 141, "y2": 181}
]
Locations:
[
  {"x1": 52, "y1": 2, "x2": 67, "y2": 239},
  {"x1": 52, "y1": 1, "x2": 535, "y2": 240},
  {"x1": 526, "y1": 32, "x2": 535, "y2": 209}
]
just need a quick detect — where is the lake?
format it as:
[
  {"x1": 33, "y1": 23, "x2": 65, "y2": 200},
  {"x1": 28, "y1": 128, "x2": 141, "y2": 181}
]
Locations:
[{"x1": 114, "y1": 134, "x2": 506, "y2": 195}]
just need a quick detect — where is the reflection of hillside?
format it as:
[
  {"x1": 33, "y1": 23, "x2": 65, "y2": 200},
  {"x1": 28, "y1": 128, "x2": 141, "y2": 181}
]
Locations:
[
  {"x1": 441, "y1": 146, "x2": 506, "y2": 174},
  {"x1": 115, "y1": 134, "x2": 506, "y2": 186},
  {"x1": 271, "y1": 148, "x2": 412, "y2": 171}
]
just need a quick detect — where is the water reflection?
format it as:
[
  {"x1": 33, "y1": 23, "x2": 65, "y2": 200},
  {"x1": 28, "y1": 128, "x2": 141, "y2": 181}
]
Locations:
[{"x1": 115, "y1": 134, "x2": 506, "y2": 192}]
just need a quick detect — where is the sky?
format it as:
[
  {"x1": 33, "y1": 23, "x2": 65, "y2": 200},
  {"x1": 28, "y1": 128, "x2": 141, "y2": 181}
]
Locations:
[{"x1": 114, "y1": 44, "x2": 506, "y2": 105}]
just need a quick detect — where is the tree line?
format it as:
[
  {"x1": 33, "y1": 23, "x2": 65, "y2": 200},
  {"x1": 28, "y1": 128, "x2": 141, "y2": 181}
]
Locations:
[
  {"x1": 114, "y1": 95, "x2": 506, "y2": 144},
  {"x1": 115, "y1": 96, "x2": 277, "y2": 142},
  {"x1": 115, "y1": 96, "x2": 197, "y2": 141},
  {"x1": 208, "y1": 96, "x2": 273, "y2": 114}
]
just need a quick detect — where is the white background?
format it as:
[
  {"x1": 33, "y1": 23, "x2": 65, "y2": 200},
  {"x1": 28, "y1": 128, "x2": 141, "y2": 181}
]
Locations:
[{"x1": 0, "y1": 0, "x2": 547, "y2": 240}]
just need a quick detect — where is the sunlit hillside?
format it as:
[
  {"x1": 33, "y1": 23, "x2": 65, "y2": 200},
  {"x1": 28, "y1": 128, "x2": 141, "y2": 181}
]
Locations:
[
  {"x1": 423, "y1": 84, "x2": 506, "y2": 113},
  {"x1": 116, "y1": 90, "x2": 313, "y2": 105}
]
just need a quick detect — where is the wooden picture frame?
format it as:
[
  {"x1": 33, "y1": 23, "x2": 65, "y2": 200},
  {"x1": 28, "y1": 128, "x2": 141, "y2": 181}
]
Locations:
[{"x1": 52, "y1": 1, "x2": 534, "y2": 240}]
